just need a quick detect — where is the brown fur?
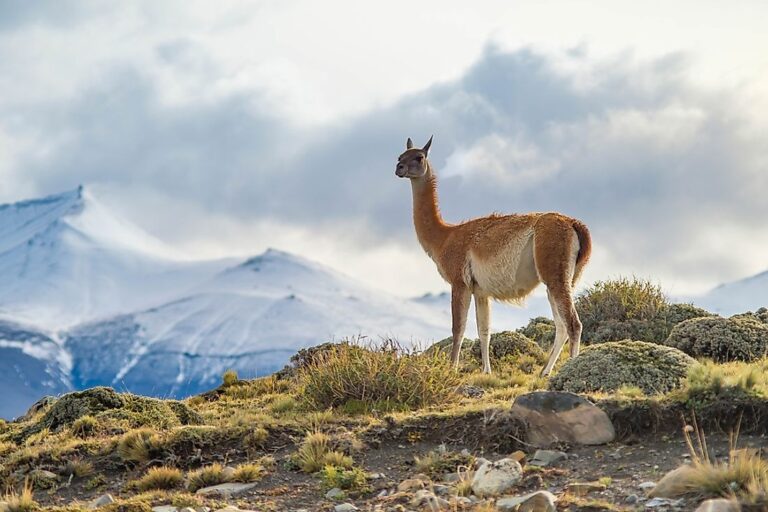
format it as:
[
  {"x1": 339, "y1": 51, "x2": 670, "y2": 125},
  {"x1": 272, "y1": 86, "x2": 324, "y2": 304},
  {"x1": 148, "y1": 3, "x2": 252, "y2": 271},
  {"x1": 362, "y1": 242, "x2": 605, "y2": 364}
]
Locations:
[{"x1": 396, "y1": 138, "x2": 592, "y2": 375}]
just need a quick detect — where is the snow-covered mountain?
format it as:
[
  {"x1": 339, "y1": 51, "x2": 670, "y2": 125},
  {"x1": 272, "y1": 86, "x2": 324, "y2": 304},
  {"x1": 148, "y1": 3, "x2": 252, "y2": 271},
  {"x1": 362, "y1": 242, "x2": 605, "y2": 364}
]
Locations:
[
  {"x1": 697, "y1": 269, "x2": 768, "y2": 315},
  {"x1": 0, "y1": 186, "x2": 232, "y2": 328}
]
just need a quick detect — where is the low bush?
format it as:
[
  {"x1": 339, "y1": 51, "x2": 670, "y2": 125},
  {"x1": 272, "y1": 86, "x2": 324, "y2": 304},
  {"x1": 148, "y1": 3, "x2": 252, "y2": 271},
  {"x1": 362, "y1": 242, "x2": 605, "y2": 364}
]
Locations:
[
  {"x1": 428, "y1": 331, "x2": 546, "y2": 373},
  {"x1": 300, "y1": 341, "x2": 461, "y2": 410},
  {"x1": 665, "y1": 316, "x2": 768, "y2": 362},
  {"x1": 319, "y1": 465, "x2": 368, "y2": 492},
  {"x1": 575, "y1": 277, "x2": 712, "y2": 344},
  {"x1": 517, "y1": 317, "x2": 556, "y2": 350},
  {"x1": 548, "y1": 340, "x2": 695, "y2": 394}
]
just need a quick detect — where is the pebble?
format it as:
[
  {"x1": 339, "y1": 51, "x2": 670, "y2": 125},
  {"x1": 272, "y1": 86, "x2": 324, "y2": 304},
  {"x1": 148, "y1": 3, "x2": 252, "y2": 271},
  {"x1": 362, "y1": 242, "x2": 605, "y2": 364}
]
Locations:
[
  {"x1": 334, "y1": 504, "x2": 358, "y2": 512},
  {"x1": 639, "y1": 481, "x2": 657, "y2": 490},
  {"x1": 325, "y1": 488, "x2": 345, "y2": 500},
  {"x1": 88, "y1": 494, "x2": 115, "y2": 510}
]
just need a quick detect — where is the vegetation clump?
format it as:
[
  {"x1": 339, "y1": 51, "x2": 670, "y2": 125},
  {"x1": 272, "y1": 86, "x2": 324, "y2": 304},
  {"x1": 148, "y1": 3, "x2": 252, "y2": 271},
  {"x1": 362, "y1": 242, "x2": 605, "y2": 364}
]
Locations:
[
  {"x1": 576, "y1": 277, "x2": 712, "y2": 344},
  {"x1": 665, "y1": 316, "x2": 768, "y2": 362},
  {"x1": 117, "y1": 428, "x2": 166, "y2": 463},
  {"x1": 549, "y1": 340, "x2": 695, "y2": 394},
  {"x1": 428, "y1": 331, "x2": 546, "y2": 372},
  {"x1": 517, "y1": 317, "x2": 556, "y2": 350},
  {"x1": 133, "y1": 466, "x2": 184, "y2": 491},
  {"x1": 300, "y1": 341, "x2": 461, "y2": 410},
  {"x1": 186, "y1": 463, "x2": 230, "y2": 492}
]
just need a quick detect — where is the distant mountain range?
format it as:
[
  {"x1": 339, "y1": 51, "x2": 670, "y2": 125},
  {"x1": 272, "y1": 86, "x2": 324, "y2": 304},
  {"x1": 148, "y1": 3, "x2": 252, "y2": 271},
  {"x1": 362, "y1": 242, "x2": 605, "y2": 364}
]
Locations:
[{"x1": 0, "y1": 187, "x2": 764, "y2": 418}]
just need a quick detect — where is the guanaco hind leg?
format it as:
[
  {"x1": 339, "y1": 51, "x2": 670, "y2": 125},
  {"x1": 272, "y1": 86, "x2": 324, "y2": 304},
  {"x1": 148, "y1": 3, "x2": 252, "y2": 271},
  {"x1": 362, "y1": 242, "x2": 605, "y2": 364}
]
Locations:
[{"x1": 450, "y1": 286, "x2": 472, "y2": 368}]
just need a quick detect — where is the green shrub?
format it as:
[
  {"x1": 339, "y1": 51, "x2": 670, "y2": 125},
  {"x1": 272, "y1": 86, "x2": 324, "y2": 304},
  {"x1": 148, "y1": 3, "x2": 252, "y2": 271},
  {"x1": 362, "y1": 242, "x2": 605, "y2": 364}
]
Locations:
[
  {"x1": 575, "y1": 277, "x2": 712, "y2": 344},
  {"x1": 517, "y1": 317, "x2": 556, "y2": 350},
  {"x1": 300, "y1": 342, "x2": 461, "y2": 410},
  {"x1": 428, "y1": 331, "x2": 546, "y2": 372},
  {"x1": 549, "y1": 340, "x2": 695, "y2": 394},
  {"x1": 319, "y1": 465, "x2": 369, "y2": 492},
  {"x1": 665, "y1": 316, "x2": 768, "y2": 362}
]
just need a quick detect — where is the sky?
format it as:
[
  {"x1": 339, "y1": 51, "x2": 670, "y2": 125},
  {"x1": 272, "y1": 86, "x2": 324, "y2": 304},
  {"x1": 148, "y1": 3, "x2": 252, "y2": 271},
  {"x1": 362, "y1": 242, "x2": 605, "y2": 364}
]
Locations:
[{"x1": 0, "y1": 0, "x2": 767, "y2": 298}]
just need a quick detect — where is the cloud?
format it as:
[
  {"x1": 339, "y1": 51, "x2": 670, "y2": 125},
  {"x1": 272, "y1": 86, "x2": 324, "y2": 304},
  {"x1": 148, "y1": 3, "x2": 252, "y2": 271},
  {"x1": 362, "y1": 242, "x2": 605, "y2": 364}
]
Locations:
[{"x1": 2, "y1": 39, "x2": 767, "y2": 296}]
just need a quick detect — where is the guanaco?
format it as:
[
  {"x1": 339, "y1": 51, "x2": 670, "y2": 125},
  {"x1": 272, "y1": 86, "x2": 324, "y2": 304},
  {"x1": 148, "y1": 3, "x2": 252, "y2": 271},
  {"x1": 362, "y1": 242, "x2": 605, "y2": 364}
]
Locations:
[{"x1": 396, "y1": 137, "x2": 591, "y2": 376}]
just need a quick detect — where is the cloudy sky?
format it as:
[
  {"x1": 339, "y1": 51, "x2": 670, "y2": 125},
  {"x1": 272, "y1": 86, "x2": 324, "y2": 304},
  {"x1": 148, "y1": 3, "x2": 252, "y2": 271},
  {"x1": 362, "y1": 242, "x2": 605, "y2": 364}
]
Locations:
[{"x1": 1, "y1": 0, "x2": 767, "y2": 298}]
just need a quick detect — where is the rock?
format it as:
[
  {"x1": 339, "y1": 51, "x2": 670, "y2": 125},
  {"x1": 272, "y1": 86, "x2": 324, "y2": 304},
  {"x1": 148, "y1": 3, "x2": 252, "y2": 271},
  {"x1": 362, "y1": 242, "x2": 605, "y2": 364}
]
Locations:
[
  {"x1": 195, "y1": 482, "x2": 258, "y2": 498},
  {"x1": 410, "y1": 490, "x2": 449, "y2": 509},
  {"x1": 18, "y1": 396, "x2": 56, "y2": 421},
  {"x1": 625, "y1": 494, "x2": 640, "y2": 504},
  {"x1": 528, "y1": 449, "x2": 567, "y2": 467},
  {"x1": 334, "y1": 504, "x2": 358, "y2": 512},
  {"x1": 326, "y1": 488, "x2": 345, "y2": 500},
  {"x1": 88, "y1": 494, "x2": 116, "y2": 509},
  {"x1": 474, "y1": 457, "x2": 490, "y2": 469},
  {"x1": 646, "y1": 497, "x2": 684, "y2": 508},
  {"x1": 695, "y1": 499, "x2": 741, "y2": 512},
  {"x1": 496, "y1": 491, "x2": 557, "y2": 512},
  {"x1": 195, "y1": 508, "x2": 211, "y2": 512},
  {"x1": 457, "y1": 385, "x2": 485, "y2": 398},
  {"x1": 180, "y1": 508, "x2": 197, "y2": 512},
  {"x1": 221, "y1": 466, "x2": 236, "y2": 480},
  {"x1": 649, "y1": 465, "x2": 697, "y2": 498},
  {"x1": 510, "y1": 391, "x2": 615, "y2": 447},
  {"x1": 471, "y1": 458, "x2": 523, "y2": 497},
  {"x1": 432, "y1": 484, "x2": 450, "y2": 496},
  {"x1": 397, "y1": 478, "x2": 426, "y2": 492},
  {"x1": 565, "y1": 482, "x2": 606, "y2": 496},
  {"x1": 639, "y1": 481, "x2": 657, "y2": 491},
  {"x1": 152, "y1": 507, "x2": 177, "y2": 512}
]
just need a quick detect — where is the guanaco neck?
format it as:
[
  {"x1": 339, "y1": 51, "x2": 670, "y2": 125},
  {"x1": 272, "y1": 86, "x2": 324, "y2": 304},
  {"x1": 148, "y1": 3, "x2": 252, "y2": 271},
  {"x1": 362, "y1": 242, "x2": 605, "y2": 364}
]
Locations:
[{"x1": 410, "y1": 164, "x2": 450, "y2": 256}]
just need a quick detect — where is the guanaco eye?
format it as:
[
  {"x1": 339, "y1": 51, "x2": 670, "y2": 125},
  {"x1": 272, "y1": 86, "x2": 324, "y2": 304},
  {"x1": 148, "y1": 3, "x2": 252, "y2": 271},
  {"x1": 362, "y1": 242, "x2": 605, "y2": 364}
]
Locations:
[{"x1": 416, "y1": 155, "x2": 424, "y2": 162}]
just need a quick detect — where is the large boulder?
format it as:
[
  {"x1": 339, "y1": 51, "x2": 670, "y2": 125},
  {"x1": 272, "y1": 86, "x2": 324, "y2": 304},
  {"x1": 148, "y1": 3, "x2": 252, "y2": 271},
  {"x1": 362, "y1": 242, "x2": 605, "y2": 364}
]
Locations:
[
  {"x1": 510, "y1": 391, "x2": 615, "y2": 447},
  {"x1": 548, "y1": 341, "x2": 695, "y2": 395},
  {"x1": 665, "y1": 315, "x2": 768, "y2": 362}
]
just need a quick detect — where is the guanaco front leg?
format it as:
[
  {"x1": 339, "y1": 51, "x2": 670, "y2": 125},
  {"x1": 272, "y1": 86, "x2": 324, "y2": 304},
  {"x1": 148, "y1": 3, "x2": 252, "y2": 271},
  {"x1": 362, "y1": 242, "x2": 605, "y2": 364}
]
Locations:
[
  {"x1": 474, "y1": 293, "x2": 492, "y2": 374},
  {"x1": 450, "y1": 285, "x2": 472, "y2": 369}
]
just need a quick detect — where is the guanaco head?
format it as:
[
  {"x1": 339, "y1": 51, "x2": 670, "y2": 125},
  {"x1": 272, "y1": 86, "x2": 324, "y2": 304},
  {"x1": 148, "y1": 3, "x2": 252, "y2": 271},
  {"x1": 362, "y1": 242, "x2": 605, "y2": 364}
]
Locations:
[{"x1": 395, "y1": 136, "x2": 433, "y2": 179}]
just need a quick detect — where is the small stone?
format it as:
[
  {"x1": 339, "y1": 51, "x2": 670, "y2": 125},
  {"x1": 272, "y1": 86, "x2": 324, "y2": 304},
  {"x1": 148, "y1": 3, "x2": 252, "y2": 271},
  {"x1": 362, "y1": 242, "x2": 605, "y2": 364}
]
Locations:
[
  {"x1": 195, "y1": 508, "x2": 211, "y2": 512},
  {"x1": 650, "y1": 465, "x2": 697, "y2": 498},
  {"x1": 369, "y1": 473, "x2": 386, "y2": 480},
  {"x1": 529, "y1": 449, "x2": 568, "y2": 467},
  {"x1": 496, "y1": 491, "x2": 557, "y2": 512},
  {"x1": 625, "y1": 494, "x2": 640, "y2": 504},
  {"x1": 639, "y1": 481, "x2": 657, "y2": 490},
  {"x1": 152, "y1": 507, "x2": 177, "y2": 512},
  {"x1": 376, "y1": 489, "x2": 388, "y2": 498},
  {"x1": 221, "y1": 466, "x2": 236, "y2": 480},
  {"x1": 471, "y1": 458, "x2": 523, "y2": 497},
  {"x1": 460, "y1": 449, "x2": 471, "y2": 457},
  {"x1": 566, "y1": 482, "x2": 606, "y2": 496},
  {"x1": 454, "y1": 497, "x2": 472, "y2": 508},
  {"x1": 695, "y1": 499, "x2": 741, "y2": 512},
  {"x1": 410, "y1": 489, "x2": 448, "y2": 509},
  {"x1": 30, "y1": 470, "x2": 59, "y2": 481},
  {"x1": 180, "y1": 508, "x2": 197, "y2": 512},
  {"x1": 326, "y1": 488, "x2": 345, "y2": 500},
  {"x1": 334, "y1": 504, "x2": 358, "y2": 512},
  {"x1": 646, "y1": 497, "x2": 677, "y2": 508},
  {"x1": 195, "y1": 482, "x2": 258, "y2": 498},
  {"x1": 432, "y1": 484, "x2": 450, "y2": 496},
  {"x1": 88, "y1": 494, "x2": 115, "y2": 510},
  {"x1": 397, "y1": 479, "x2": 425, "y2": 492}
]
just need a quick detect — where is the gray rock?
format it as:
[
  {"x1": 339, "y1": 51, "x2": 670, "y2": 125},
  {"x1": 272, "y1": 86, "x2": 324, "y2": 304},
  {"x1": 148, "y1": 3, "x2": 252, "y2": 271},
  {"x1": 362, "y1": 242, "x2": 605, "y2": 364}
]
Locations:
[
  {"x1": 334, "y1": 504, "x2": 358, "y2": 512},
  {"x1": 695, "y1": 499, "x2": 741, "y2": 512},
  {"x1": 626, "y1": 494, "x2": 640, "y2": 504},
  {"x1": 325, "y1": 488, "x2": 345, "y2": 500},
  {"x1": 528, "y1": 449, "x2": 568, "y2": 467},
  {"x1": 152, "y1": 507, "x2": 177, "y2": 512},
  {"x1": 510, "y1": 391, "x2": 615, "y2": 447},
  {"x1": 410, "y1": 489, "x2": 449, "y2": 509},
  {"x1": 88, "y1": 494, "x2": 116, "y2": 510},
  {"x1": 195, "y1": 508, "x2": 211, "y2": 512},
  {"x1": 195, "y1": 482, "x2": 258, "y2": 498},
  {"x1": 496, "y1": 491, "x2": 557, "y2": 512},
  {"x1": 432, "y1": 484, "x2": 450, "y2": 496},
  {"x1": 639, "y1": 481, "x2": 657, "y2": 490},
  {"x1": 180, "y1": 508, "x2": 197, "y2": 512},
  {"x1": 471, "y1": 458, "x2": 523, "y2": 497},
  {"x1": 646, "y1": 497, "x2": 684, "y2": 508}
]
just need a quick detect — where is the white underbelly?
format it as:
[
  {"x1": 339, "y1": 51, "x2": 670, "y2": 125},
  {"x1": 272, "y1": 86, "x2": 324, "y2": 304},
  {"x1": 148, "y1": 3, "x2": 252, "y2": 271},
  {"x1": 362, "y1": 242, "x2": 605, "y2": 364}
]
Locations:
[{"x1": 469, "y1": 230, "x2": 539, "y2": 302}]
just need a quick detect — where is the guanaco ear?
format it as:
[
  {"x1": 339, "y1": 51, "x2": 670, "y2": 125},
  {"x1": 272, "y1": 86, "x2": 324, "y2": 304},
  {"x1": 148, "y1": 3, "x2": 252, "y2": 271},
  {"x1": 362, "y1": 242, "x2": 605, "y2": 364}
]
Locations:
[
  {"x1": 422, "y1": 135, "x2": 433, "y2": 155},
  {"x1": 406, "y1": 137, "x2": 414, "y2": 150}
]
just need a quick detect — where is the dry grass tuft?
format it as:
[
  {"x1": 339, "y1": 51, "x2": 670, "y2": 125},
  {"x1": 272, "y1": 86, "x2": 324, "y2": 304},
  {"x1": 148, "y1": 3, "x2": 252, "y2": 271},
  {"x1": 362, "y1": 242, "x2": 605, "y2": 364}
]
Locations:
[
  {"x1": 232, "y1": 463, "x2": 266, "y2": 483},
  {"x1": 186, "y1": 463, "x2": 230, "y2": 492},
  {"x1": 117, "y1": 428, "x2": 165, "y2": 463},
  {"x1": 3, "y1": 480, "x2": 38, "y2": 512},
  {"x1": 134, "y1": 466, "x2": 184, "y2": 491},
  {"x1": 300, "y1": 340, "x2": 461, "y2": 411},
  {"x1": 294, "y1": 432, "x2": 332, "y2": 474}
]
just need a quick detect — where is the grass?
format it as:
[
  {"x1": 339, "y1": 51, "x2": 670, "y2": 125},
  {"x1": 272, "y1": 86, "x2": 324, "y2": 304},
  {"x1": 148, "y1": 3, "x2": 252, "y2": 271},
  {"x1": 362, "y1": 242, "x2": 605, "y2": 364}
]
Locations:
[
  {"x1": 3, "y1": 481, "x2": 37, "y2": 512},
  {"x1": 63, "y1": 457, "x2": 94, "y2": 478},
  {"x1": 414, "y1": 449, "x2": 474, "y2": 479},
  {"x1": 293, "y1": 432, "x2": 331, "y2": 473},
  {"x1": 133, "y1": 466, "x2": 184, "y2": 491},
  {"x1": 71, "y1": 415, "x2": 99, "y2": 438},
  {"x1": 232, "y1": 463, "x2": 266, "y2": 483},
  {"x1": 299, "y1": 340, "x2": 462, "y2": 410},
  {"x1": 221, "y1": 369, "x2": 239, "y2": 387},
  {"x1": 117, "y1": 428, "x2": 165, "y2": 463},
  {"x1": 186, "y1": 463, "x2": 230, "y2": 492}
]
